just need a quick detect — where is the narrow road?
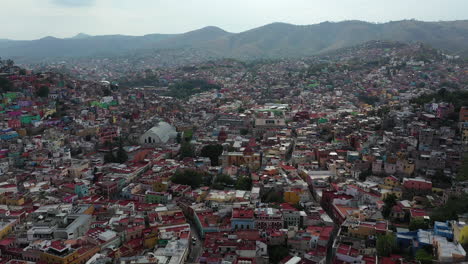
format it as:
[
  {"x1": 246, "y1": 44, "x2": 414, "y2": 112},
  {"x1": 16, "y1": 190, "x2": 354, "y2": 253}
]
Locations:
[{"x1": 187, "y1": 221, "x2": 202, "y2": 263}]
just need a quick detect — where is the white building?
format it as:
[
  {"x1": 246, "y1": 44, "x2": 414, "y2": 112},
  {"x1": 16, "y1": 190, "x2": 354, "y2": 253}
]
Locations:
[{"x1": 139, "y1": 122, "x2": 177, "y2": 145}]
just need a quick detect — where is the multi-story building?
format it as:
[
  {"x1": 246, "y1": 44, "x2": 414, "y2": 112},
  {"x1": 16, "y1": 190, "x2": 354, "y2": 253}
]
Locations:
[
  {"x1": 255, "y1": 208, "x2": 283, "y2": 230},
  {"x1": 221, "y1": 147, "x2": 261, "y2": 170},
  {"x1": 145, "y1": 191, "x2": 171, "y2": 204},
  {"x1": 231, "y1": 208, "x2": 255, "y2": 230}
]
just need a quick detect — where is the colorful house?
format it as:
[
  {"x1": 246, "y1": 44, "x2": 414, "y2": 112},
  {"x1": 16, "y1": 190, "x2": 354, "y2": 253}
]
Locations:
[
  {"x1": 452, "y1": 221, "x2": 468, "y2": 245},
  {"x1": 75, "y1": 183, "x2": 89, "y2": 198},
  {"x1": 231, "y1": 208, "x2": 255, "y2": 230},
  {"x1": 145, "y1": 191, "x2": 170, "y2": 204}
]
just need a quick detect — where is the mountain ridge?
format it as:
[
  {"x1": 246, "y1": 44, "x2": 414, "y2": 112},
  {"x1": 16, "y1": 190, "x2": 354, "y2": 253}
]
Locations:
[{"x1": 1, "y1": 19, "x2": 468, "y2": 62}]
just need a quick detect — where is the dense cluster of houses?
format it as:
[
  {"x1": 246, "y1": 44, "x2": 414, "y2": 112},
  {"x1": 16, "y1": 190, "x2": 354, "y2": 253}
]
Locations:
[{"x1": 0, "y1": 41, "x2": 467, "y2": 264}]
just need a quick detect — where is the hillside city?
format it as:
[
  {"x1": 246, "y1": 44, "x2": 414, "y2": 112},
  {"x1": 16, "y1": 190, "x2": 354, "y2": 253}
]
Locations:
[{"x1": 0, "y1": 41, "x2": 467, "y2": 264}]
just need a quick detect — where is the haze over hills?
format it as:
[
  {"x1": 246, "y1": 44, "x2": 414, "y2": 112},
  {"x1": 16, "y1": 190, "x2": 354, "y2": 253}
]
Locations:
[{"x1": 1, "y1": 19, "x2": 468, "y2": 63}]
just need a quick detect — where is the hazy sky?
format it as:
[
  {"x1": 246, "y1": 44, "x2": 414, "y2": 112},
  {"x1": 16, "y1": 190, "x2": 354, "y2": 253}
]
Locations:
[{"x1": 2, "y1": 0, "x2": 468, "y2": 40}]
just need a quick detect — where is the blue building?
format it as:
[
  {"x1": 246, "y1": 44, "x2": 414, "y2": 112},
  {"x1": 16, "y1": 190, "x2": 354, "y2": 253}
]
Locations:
[
  {"x1": 231, "y1": 208, "x2": 255, "y2": 230},
  {"x1": 397, "y1": 229, "x2": 433, "y2": 254},
  {"x1": 75, "y1": 183, "x2": 89, "y2": 198},
  {"x1": 434, "y1": 221, "x2": 454, "y2": 240}
]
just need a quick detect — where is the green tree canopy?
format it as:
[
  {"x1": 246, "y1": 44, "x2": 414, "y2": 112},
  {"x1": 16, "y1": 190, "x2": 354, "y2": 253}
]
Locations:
[
  {"x1": 200, "y1": 144, "x2": 224, "y2": 166},
  {"x1": 235, "y1": 176, "x2": 252, "y2": 191},
  {"x1": 115, "y1": 145, "x2": 128, "y2": 163},
  {"x1": 415, "y1": 248, "x2": 433, "y2": 264},
  {"x1": 164, "y1": 79, "x2": 221, "y2": 99},
  {"x1": 431, "y1": 194, "x2": 468, "y2": 222},
  {"x1": 104, "y1": 152, "x2": 115, "y2": 163},
  {"x1": 0, "y1": 77, "x2": 13, "y2": 92},
  {"x1": 376, "y1": 233, "x2": 396, "y2": 257},
  {"x1": 171, "y1": 169, "x2": 211, "y2": 188},
  {"x1": 180, "y1": 142, "x2": 195, "y2": 159},
  {"x1": 268, "y1": 245, "x2": 289, "y2": 264},
  {"x1": 262, "y1": 190, "x2": 284, "y2": 204},
  {"x1": 456, "y1": 154, "x2": 468, "y2": 182},
  {"x1": 409, "y1": 218, "x2": 429, "y2": 231},
  {"x1": 215, "y1": 174, "x2": 235, "y2": 184},
  {"x1": 36, "y1": 86, "x2": 50, "y2": 97},
  {"x1": 382, "y1": 193, "x2": 398, "y2": 219}
]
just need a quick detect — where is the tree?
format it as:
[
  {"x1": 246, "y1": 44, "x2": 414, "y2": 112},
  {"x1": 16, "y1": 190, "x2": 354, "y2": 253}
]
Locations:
[
  {"x1": 376, "y1": 233, "x2": 396, "y2": 257},
  {"x1": 456, "y1": 154, "x2": 468, "y2": 182},
  {"x1": 180, "y1": 142, "x2": 195, "y2": 159},
  {"x1": 104, "y1": 152, "x2": 115, "y2": 163},
  {"x1": 409, "y1": 218, "x2": 429, "y2": 231},
  {"x1": 415, "y1": 248, "x2": 433, "y2": 264},
  {"x1": 263, "y1": 190, "x2": 284, "y2": 204},
  {"x1": 382, "y1": 194, "x2": 398, "y2": 219},
  {"x1": 430, "y1": 169, "x2": 452, "y2": 189},
  {"x1": 268, "y1": 245, "x2": 289, "y2": 264},
  {"x1": 213, "y1": 174, "x2": 235, "y2": 189},
  {"x1": 431, "y1": 194, "x2": 468, "y2": 222},
  {"x1": 200, "y1": 144, "x2": 224, "y2": 166},
  {"x1": 171, "y1": 169, "x2": 205, "y2": 188},
  {"x1": 240, "y1": 128, "x2": 249, "y2": 136},
  {"x1": 115, "y1": 146, "x2": 128, "y2": 163},
  {"x1": 359, "y1": 169, "x2": 372, "y2": 181},
  {"x1": 183, "y1": 129, "x2": 194, "y2": 142},
  {"x1": 0, "y1": 77, "x2": 13, "y2": 92},
  {"x1": 358, "y1": 94, "x2": 380, "y2": 106},
  {"x1": 103, "y1": 89, "x2": 112, "y2": 96},
  {"x1": 164, "y1": 79, "x2": 221, "y2": 99},
  {"x1": 235, "y1": 176, "x2": 252, "y2": 191},
  {"x1": 36, "y1": 86, "x2": 50, "y2": 97}
]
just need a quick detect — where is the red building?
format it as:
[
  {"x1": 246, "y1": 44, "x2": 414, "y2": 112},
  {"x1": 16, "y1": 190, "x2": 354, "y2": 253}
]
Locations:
[
  {"x1": 460, "y1": 106, "x2": 468, "y2": 122},
  {"x1": 7, "y1": 119, "x2": 21, "y2": 129},
  {"x1": 98, "y1": 126, "x2": 120, "y2": 144},
  {"x1": 402, "y1": 178, "x2": 432, "y2": 191},
  {"x1": 96, "y1": 181, "x2": 118, "y2": 198},
  {"x1": 255, "y1": 208, "x2": 283, "y2": 230}
]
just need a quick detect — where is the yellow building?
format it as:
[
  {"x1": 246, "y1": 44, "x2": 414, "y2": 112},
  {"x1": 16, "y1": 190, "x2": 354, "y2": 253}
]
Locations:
[
  {"x1": 453, "y1": 221, "x2": 468, "y2": 245},
  {"x1": 152, "y1": 179, "x2": 169, "y2": 192},
  {"x1": 144, "y1": 232, "x2": 158, "y2": 249},
  {"x1": 381, "y1": 189, "x2": 402, "y2": 200},
  {"x1": 40, "y1": 249, "x2": 79, "y2": 264},
  {"x1": 40, "y1": 243, "x2": 99, "y2": 264},
  {"x1": 0, "y1": 194, "x2": 25, "y2": 206},
  {"x1": 68, "y1": 160, "x2": 90, "y2": 178},
  {"x1": 0, "y1": 219, "x2": 15, "y2": 239},
  {"x1": 384, "y1": 176, "x2": 400, "y2": 187},
  {"x1": 344, "y1": 221, "x2": 389, "y2": 239},
  {"x1": 221, "y1": 151, "x2": 261, "y2": 170},
  {"x1": 81, "y1": 204, "x2": 95, "y2": 215},
  {"x1": 284, "y1": 188, "x2": 302, "y2": 204}
]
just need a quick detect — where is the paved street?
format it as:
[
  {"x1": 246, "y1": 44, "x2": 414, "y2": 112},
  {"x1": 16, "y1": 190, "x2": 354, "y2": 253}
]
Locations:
[{"x1": 187, "y1": 221, "x2": 202, "y2": 263}]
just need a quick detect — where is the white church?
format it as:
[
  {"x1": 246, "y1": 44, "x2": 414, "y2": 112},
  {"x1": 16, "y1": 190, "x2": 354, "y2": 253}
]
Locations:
[{"x1": 139, "y1": 121, "x2": 178, "y2": 145}]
